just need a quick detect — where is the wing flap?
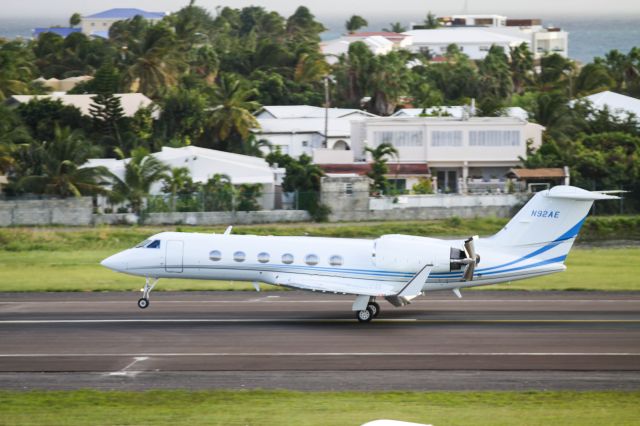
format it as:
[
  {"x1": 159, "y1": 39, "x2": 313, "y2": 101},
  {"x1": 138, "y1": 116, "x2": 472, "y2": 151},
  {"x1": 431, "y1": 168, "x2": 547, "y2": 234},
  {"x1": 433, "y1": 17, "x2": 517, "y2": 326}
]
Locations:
[{"x1": 276, "y1": 274, "x2": 398, "y2": 297}]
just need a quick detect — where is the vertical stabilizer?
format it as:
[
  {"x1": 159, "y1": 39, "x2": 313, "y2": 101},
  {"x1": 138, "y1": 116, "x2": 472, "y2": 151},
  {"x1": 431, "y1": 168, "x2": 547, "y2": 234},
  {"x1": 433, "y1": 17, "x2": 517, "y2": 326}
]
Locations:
[{"x1": 490, "y1": 186, "x2": 617, "y2": 252}]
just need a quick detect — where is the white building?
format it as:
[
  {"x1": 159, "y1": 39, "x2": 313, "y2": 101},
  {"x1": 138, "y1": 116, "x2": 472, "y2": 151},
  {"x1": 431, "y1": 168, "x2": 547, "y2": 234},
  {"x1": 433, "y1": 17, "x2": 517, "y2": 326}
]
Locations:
[
  {"x1": 254, "y1": 106, "x2": 376, "y2": 157},
  {"x1": 350, "y1": 116, "x2": 544, "y2": 193},
  {"x1": 393, "y1": 106, "x2": 529, "y2": 120},
  {"x1": 8, "y1": 93, "x2": 154, "y2": 117},
  {"x1": 576, "y1": 91, "x2": 640, "y2": 121},
  {"x1": 87, "y1": 146, "x2": 284, "y2": 210},
  {"x1": 403, "y1": 28, "x2": 529, "y2": 60},
  {"x1": 417, "y1": 14, "x2": 568, "y2": 59},
  {"x1": 321, "y1": 35, "x2": 394, "y2": 65},
  {"x1": 81, "y1": 8, "x2": 166, "y2": 37}
]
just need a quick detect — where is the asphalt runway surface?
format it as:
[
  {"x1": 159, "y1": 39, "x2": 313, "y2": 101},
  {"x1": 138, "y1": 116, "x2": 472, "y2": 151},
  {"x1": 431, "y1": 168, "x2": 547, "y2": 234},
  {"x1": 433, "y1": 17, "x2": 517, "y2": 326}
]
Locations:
[{"x1": 1, "y1": 290, "x2": 639, "y2": 391}]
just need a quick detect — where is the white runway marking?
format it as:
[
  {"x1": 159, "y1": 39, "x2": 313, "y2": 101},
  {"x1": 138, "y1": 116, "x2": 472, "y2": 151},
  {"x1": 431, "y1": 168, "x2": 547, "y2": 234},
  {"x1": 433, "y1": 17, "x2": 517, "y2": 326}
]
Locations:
[
  {"x1": 1, "y1": 299, "x2": 639, "y2": 305},
  {"x1": 0, "y1": 318, "x2": 638, "y2": 324},
  {"x1": 1, "y1": 352, "x2": 639, "y2": 357},
  {"x1": 107, "y1": 356, "x2": 148, "y2": 377}
]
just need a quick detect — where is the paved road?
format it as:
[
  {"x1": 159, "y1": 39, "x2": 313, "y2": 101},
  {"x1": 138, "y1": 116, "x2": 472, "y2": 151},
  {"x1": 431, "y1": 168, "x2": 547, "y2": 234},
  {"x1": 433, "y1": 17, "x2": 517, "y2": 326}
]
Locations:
[{"x1": 1, "y1": 291, "x2": 639, "y2": 390}]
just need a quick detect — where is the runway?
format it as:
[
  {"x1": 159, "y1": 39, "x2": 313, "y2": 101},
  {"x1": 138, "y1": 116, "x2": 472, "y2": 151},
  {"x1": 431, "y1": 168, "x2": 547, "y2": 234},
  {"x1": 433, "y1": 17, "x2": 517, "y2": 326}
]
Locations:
[{"x1": 1, "y1": 290, "x2": 639, "y2": 390}]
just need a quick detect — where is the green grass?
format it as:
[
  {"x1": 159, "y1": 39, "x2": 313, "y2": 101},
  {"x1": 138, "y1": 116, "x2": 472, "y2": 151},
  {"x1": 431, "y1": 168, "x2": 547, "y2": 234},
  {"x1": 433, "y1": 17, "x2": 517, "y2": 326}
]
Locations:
[
  {"x1": 0, "y1": 390, "x2": 638, "y2": 426},
  {"x1": 0, "y1": 247, "x2": 638, "y2": 292},
  {"x1": 1, "y1": 215, "x2": 638, "y2": 252}
]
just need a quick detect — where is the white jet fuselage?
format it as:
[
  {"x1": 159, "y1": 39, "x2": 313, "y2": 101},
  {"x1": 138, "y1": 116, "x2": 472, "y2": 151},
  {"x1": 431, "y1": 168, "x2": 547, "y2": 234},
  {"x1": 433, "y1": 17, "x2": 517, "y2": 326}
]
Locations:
[{"x1": 102, "y1": 232, "x2": 568, "y2": 295}]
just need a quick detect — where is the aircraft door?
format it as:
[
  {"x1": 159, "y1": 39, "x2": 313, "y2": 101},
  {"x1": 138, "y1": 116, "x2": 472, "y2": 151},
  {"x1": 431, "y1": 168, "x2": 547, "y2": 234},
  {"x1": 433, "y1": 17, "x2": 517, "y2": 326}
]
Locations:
[{"x1": 165, "y1": 240, "x2": 184, "y2": 273}]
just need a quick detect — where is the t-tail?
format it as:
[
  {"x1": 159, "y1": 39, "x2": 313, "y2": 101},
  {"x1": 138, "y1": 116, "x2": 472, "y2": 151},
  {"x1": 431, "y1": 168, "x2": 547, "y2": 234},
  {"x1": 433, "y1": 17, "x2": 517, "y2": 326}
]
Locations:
[{"x1": 488, "y1": 186, "x2": 618, "y2": 262}]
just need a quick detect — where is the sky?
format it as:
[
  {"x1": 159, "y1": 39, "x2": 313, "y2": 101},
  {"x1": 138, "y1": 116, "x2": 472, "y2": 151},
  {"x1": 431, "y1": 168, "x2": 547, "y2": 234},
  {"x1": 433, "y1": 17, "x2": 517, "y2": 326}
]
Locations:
[{"x1": 4, "y1": 0, "x2": 640, "y2": 19}]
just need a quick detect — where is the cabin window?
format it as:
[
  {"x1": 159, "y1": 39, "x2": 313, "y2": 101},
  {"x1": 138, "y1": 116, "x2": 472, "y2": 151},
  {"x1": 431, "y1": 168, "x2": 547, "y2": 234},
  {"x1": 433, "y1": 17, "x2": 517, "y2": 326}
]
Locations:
[
  {"x1": 282, "y1": 253, "x2": 294, "y2": 264},
  {"x1": 305, "y1": 254, "x2": 319, "y2": 266},
  {"x1": 135, "y1": 239, "x2": 150, "y2": 248},
  {"x1": 146, "y1": 240, "x2": 161, "y2": 249},
  {"x1": 233, "y1": 251, "x2": 246, "y2": 262},
  {"x1": 329, "y1": 255, "x2": 343, "y2": 266},
  {"x1": 257, "y1": 252, "x2": 270, "y2": 263},
  {"x1": 209, "y1": 250, "x2": 222, "y2": 261}
]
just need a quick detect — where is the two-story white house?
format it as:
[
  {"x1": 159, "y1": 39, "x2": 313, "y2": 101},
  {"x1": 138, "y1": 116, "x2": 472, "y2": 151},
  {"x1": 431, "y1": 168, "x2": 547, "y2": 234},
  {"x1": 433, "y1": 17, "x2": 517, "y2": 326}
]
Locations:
[
  {"x1": 254, "y1": 106, "x2": 377, "y2": 157},
  {"x1": 350, "y1": 116, "x2": 544, "y2": 193}
]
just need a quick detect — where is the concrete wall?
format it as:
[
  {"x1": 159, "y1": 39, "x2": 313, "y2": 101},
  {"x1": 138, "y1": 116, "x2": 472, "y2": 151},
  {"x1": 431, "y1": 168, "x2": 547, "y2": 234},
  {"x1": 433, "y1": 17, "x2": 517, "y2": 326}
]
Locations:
[
  {"x1": 93, "y1": 210, "x2": 311, "y2": 226},
  {"x1": 0, "y1": 197, "x2": 93, "y2": 226},
  {"x1": 320, "y1": 176, "x2": 526, "y2": 222}
]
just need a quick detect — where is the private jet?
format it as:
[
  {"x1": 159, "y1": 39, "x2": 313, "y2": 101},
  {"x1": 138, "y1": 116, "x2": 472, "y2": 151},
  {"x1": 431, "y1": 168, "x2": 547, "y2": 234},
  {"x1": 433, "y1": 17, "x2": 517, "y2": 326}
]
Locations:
[{"x1": 101, "y1": 185, "x2": 617, "y2": 322}]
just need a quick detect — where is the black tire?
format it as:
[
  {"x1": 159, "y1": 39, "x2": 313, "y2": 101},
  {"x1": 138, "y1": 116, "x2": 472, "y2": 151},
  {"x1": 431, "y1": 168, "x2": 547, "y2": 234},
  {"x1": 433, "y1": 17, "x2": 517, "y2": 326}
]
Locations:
[
  {"x1": 368, "y1": 302, "x2": 381, "y2": 318},
  {"x1": 356, "y1": 307, "x2": 373, "y2": 323},
  {"x1": 137, "y1": 298, "x2": 149, "y2": 309}
]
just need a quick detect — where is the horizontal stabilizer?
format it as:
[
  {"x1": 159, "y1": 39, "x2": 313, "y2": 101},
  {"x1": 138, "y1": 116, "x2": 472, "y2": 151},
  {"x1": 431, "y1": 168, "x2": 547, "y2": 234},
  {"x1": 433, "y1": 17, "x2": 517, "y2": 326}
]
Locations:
[{"x1": 546, "y1": 186, "x2": 619, "y2": 200}]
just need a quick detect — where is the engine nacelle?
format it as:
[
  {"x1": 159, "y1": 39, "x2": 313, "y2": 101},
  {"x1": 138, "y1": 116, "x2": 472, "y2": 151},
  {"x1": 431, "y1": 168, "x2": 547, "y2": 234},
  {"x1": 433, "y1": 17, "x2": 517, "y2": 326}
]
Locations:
[{"x1": 372, "y1": 234, "x2": 455, "y2": 273}]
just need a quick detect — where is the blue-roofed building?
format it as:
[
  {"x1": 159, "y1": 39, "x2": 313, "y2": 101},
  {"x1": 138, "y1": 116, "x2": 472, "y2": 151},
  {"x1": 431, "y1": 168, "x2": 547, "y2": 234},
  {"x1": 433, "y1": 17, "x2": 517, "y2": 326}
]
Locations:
[
  {"x1": 33, "y1": 27, "x2": 81, "y2": 38},
  {"x1": 81, "y1": 8, "x2": 166, "y2": 36}
]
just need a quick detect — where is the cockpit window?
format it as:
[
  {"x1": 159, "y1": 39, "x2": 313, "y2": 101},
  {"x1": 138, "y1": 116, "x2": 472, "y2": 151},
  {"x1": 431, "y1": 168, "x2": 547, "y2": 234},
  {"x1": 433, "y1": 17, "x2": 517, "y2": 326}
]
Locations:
[
  {"x1": 146, "y1": 240, "x2": 161, "y2": 249},
  {"x1": 135, "y1": 239, "x2": 150, "y2": 248}
]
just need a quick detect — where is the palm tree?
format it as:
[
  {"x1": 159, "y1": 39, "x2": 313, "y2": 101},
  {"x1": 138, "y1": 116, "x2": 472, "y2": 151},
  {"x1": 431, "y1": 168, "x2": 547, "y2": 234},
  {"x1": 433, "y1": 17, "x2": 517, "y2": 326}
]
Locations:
[
  {"x1": 18, "y1": 126, "x2": 110, "y2": 197},
  {"x1": 202, "y1": 173, "x2": 235, "y2": 211},
  {"x1": 202, "y1": 73, "x2": 260, "y2": 153},
  {"x1": 424, "y1": 12, "x2": 440, "y2": 29},
  {"x1": 294, "y1": 53, "x2": 329, "y2": 84},
  {"x1": 121, "y1": 23, "x2": 186, "y2": 98},
  {"x1": 0, "y1": 40, "x2": 34, "y2": 101},
  {"x1": 161, "y1": 166, "x2": 193, "y2": 212},
  {"x1": 345, "y1": 15, "x2": 368, "y2": 34},
  {"x1": 365, "y1": 143, "x2": 398, "y2": 194},
  {"x1": 109, "y1": 147, "x2": 170, "y2": 214},
  {"x1": 383, "y1": 22, "x2": 407, "y2": 33},
  {"x1": 509, "y1": 43, "x2": 534, "y2": 95}
]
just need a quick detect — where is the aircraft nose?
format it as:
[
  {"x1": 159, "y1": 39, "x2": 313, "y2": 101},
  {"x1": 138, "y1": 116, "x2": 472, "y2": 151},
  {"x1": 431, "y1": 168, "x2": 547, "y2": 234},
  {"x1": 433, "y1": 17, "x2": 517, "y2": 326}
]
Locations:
[{"x1": 101, "y1": 253, "x2": 127, "y2": 272}]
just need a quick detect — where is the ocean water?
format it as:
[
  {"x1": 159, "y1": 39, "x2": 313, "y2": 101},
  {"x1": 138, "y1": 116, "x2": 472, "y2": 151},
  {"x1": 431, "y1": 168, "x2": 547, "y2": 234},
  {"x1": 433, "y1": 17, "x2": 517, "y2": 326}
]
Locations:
[{"x1": 1, "y1": 14, "x2": 639, "y2": 63}]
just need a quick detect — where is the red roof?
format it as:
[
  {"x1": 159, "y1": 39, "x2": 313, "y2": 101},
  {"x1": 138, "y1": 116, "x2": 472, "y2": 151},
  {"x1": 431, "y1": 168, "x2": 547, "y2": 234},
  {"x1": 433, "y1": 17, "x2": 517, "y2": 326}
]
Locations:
[
  {"x1": 320, "y1": 163, "x2": 429, "y2": 175},
  {"x1": 506, "y1": 168, "x2": 567, "y2": 179}
]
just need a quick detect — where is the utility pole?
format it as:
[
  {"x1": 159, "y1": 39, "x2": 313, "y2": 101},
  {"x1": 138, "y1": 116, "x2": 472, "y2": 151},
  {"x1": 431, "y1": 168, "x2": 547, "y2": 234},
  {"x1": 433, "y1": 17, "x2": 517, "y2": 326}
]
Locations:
[{"x1": 323, "y1": 76, "x2": 330, "y2": 148}]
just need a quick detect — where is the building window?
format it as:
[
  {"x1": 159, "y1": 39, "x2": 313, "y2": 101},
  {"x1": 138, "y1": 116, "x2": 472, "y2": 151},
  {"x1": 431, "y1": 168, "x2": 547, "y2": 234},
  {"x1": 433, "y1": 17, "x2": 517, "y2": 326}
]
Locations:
[
  {"x1": 257, "y1": 252, "x2": 270, "y2": 263},
  {"x1": 329, "y1": 255, "x2": 343, "y2": 266},
  {"x1": 302, "y1": 141, "x2": 308, "y2": 147},
  {"x1": 282, "y1": 253, "x2": 294, "y2": 264},
  {"x1": 469, "y1": 130, "x2": 520, "y2": 146},
  {"x1": 344, "y1": 183, "x2": 353, "y2": 195},
  {"x1": 479, "y1": 46, "x2": 490, "y2": 51},
  {"x1": 431, "y1": 131, "x2": 463, "y2": 147},
  {"x1": 305, "y1": 254, "x2": 319, "y2": 266},
  {"x1": 373, "y1": 130, "x2": 423, "y2": 147},
  {"x1": 233, "y1": 251, "x2": 246, "y2": 262},
  {"x1": 209, "y1": 250, "x2": 222, "y2": 261}
]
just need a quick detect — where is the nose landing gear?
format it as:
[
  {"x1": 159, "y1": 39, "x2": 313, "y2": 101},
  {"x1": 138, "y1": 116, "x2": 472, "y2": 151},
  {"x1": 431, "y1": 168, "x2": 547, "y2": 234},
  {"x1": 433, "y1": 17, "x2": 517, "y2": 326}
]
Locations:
[{"x1": 138, "y1": 277, "x2": 158, "y2": 309}]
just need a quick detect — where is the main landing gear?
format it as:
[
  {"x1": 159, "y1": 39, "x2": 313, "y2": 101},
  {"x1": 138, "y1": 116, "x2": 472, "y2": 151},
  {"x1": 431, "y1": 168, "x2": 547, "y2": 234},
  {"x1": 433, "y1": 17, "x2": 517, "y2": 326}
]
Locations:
[
  {"x1": 355, "y1": 300, "x2": 381, "y2": 323},
  {"x1": 137, "y1": 277, "x2": 158, "y2": 309}
]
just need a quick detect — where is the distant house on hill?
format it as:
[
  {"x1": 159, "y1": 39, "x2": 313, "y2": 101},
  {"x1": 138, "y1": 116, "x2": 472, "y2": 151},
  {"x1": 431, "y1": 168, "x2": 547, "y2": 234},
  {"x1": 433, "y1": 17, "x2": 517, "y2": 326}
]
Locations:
[
  {"x1": 7, "y1": 93, "x2": 155, "y2": 117},
  {"x1": 32, "y1": 8, "x2": 166, "y2": 39},
  {"x1": 81, "y1": 8, "x2": 166, "y2": 36},
  {"x1": 33, "y1": 76, "x2": 93, "y2": 93},
  {"x1": 576, "y1": 91, "x2": 640, "y2": 121}
]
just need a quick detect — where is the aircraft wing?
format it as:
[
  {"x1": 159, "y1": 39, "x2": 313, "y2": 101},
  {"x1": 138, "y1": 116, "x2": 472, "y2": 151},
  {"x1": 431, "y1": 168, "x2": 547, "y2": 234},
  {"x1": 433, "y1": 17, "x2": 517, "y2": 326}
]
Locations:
[{"x1": 275, "y1": 273, "x2": 399, "y2": 297}]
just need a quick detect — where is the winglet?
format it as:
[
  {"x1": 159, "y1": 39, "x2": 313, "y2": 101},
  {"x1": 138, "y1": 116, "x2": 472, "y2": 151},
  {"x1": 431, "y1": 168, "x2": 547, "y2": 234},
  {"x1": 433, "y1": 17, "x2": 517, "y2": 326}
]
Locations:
[
  {"x1": 385, "y1": 263, "x2": 432, "y2": 307},
  {"x1": 224, "y1": 226, "x2": 233, "y2": 235}
]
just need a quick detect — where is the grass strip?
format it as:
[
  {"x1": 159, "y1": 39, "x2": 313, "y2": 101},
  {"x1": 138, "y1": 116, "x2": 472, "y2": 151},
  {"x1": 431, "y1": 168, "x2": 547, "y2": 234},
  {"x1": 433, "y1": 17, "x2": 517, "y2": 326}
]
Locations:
[
  {"x1": 0, "y1": 390, "x2": 639, "y2": 426},
  {"x1": 0, "y1": 247, "x2": 638, "y2": 292}
]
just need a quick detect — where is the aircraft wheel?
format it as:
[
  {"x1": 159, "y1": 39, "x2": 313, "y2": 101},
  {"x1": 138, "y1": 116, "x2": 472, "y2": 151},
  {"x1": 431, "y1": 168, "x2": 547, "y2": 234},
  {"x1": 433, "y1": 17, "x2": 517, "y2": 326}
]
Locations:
[
  {"x1": 137, "y1": 298, "x2": 149, "y2": 309},
  {"x1": 368, "y1": 302, "x2": 381, "y2": 318},
  {"x1": 356, "y1": 307, "x2": 373, "y2": 323}
]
